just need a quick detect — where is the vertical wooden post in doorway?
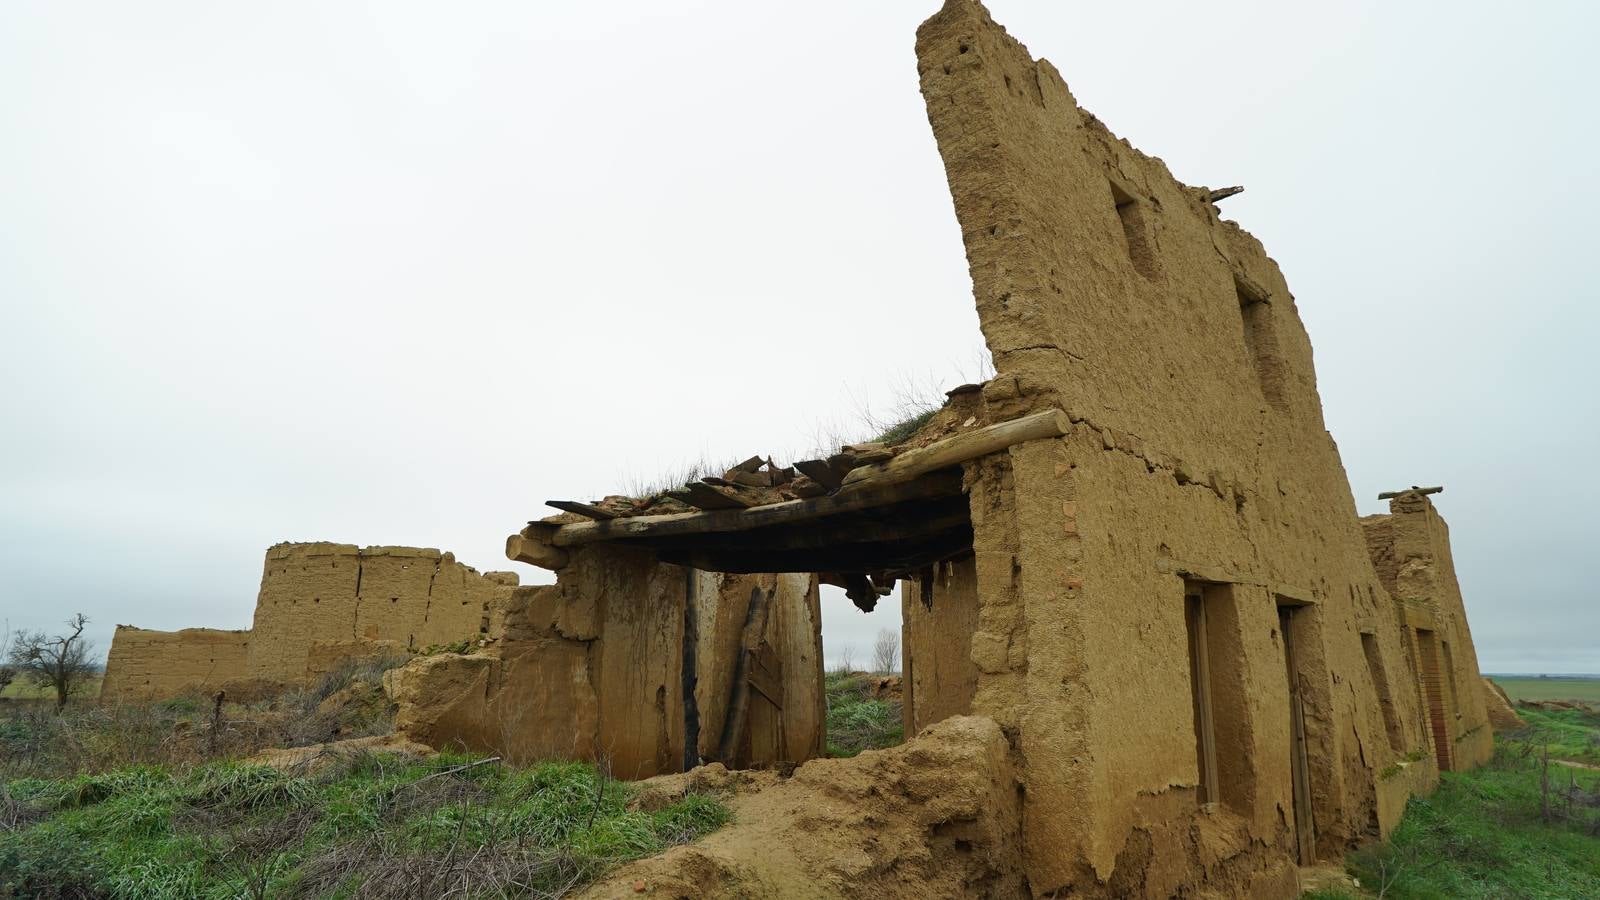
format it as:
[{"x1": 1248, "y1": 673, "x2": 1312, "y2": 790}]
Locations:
[{"x1": 1280, "y1": 604, "x2": 1316, "y2": 864}]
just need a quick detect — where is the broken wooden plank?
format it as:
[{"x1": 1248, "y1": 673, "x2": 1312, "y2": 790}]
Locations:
[
  {"x1": 1378, "y1": 486, "x2": 1443, "y2": 500},
  {"x1": 544, "y1": 500, "x2": 618, "y2": 521},
  {"x1": 505, "y1": 533, "x2": 570, "y2": 571},
  {"x1": 723, "y1": 469, "x2": 770, "y2": 488},
  {"x1": 685, "y1": 482, "x2": 754, "y2": 510},
  {"x1": 1207, "y1": 185, "x2": 1244, "y2": 203},
  {"x1": 838, "y1": 409, "x2": 1071, "y2": 493},
  {"x1": 547, "y1": 469, "x2": 962, "y2": 547},
  {"x1": 793, "y1": 458, "x2": 844, "y2": 490}
]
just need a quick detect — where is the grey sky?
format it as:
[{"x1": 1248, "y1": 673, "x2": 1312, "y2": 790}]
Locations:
[{"x1": 1, "y1": 2, "x2": 1594, "y2": 674}]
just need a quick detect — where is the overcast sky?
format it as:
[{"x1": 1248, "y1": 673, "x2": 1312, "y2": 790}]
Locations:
[{"x1": 2, "y1": 1, "x2": 1595, "y2": 674}]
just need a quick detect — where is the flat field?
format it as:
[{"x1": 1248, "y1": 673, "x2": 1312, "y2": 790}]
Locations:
[
  {"x1": 1491, "y1": 676, "x2": 1600, "y2": 703},
  {"x1": 0, "y1": 673, "x2": 103, "y2": 702}
]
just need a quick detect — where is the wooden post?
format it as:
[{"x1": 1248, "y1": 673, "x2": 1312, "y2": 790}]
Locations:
[{"x1": 716, "y1": 584, "x2": 773, "y2": 766}]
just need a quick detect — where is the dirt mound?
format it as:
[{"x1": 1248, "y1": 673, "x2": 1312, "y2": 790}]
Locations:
[{"x1": 579, "y1": 715, "x2": 1023, "y2": 899}]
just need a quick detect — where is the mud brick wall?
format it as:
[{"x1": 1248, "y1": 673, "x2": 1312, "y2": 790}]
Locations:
[
  {"x1": 101, "y1": 626, "x2": 251, "y2": 702},
  {"x1": 913, "y1": 2, "x2": 1471, "y2": 894},
  {"x1": 246, "y1": 542, "x2": 518, "y2": 684},
  {"x1": 901, "y1": 553, "x2": 979, "y2": 735},
  {"x1": 1362, "y1": 496, "x2": 1495, "y2": 770}
]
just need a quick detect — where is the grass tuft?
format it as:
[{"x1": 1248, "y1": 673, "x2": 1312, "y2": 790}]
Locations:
[{"x1": 825, "y1": 671, "x2": 903, "y2": 758}]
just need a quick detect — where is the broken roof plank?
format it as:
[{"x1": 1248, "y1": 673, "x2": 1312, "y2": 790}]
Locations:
[
  {"x1": 838, "y1": 408, "x2": 1071, "y2": 494},
  {"x1": 685, "y1": 482, "x2": 755, "y2": 510},
  {"x1": 545, "y1": 500, "x2": 619, "y2": 521},
  {"x1": 547, "y1": 468, "x2": 962, "y2": 548},
  {"x1": 793, "y1": 458, "x2": 844, "y2": 490}
]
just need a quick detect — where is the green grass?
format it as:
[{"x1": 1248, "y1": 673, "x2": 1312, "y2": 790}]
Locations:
[
  {"x1": 1321, "y1": 705, "x2": 1600, "y2": 899},
  {"x1": 825, "y1": 671, "x2": 903, "y2": 758},
  {"x1": 871, "y1": 408, "x2": 938, "y2": 447},
  {"x1": 1491, "y1": 676, "x2": 1600, "y2": 703},
  {"x1": 1, "y1": 754, "x2": 729, "y2": 898}
]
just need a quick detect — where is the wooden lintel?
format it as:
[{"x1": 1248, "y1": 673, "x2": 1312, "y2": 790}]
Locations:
[
  {"x1": 547, "y1": 469, "x2": 961, "y2": 548},
  {"x1": 649, "y1": 503, "x2": 970, "y2": 556},
  {"x1": 659, "y1": 527, "x2": 972, "y2": 576},
  {"x1": 838, "y1": 408, "x2": 1070, "y2": 493},
  {"x1": 545, "y1": 500, "x2": 618, "y2": 521},
  {"x1": 505, "y1": 533, "x2": 569, "y2": 571}
]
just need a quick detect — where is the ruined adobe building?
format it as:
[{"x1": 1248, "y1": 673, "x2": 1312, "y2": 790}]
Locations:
[
  {"x1": 101, "y1": 543, "x2": 522, "y2": 702},
  {"x1": 98, "y1": 2, "x2": 1495, "y2": 893},
  {"x1": 491, "y1": 2, "x2": 1497, "y2": 895},
  {"x1": 1362, "y1": 489, "x2": 1495, "y2": 771}
]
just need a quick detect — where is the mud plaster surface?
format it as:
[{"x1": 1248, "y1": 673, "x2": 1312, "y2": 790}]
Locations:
[{"x1": 907, "y1": 1, "x2": 1488, "y2": 894}]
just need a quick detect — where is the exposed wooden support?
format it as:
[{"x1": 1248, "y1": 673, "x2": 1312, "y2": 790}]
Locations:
[
  {"x1": 747, "y1": 644, "x2": 783, "y2": 709},
  {"x1": 657, "y1": 527, "x2": 972, "y2": 576},
  {"x1": 1207, "y1": 185, "x2": 1245, "y2": 203},
  {"x1": 505, "y1": 533, "x2": 569, "y2": 571},
  {"x1": 548, "y1": 469, "x2": 962, "y2": 547},
  {"x1": 838, "y1": 408, "x2": 1070, "y2": 492},
  {"x1": 1378, "y1": 485, "x2": 1443, "y2": 500},
  {"x1": 647, "y1": 502, "x2": 968, "y2": 556},
  {"x1": 717, "y1": 585, "x2": 773, "y2": 765},
  {"x1": 545, "y1": 500, "x2": 618, "y2": 521}
]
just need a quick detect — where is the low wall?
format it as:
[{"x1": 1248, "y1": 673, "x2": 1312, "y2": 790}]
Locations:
[
  {"x1": 387, "y1": 546, "x2": 824, "y2": 776},
  {"x1": 101, "y1": 626, "x2": 251, "y2": 703}
]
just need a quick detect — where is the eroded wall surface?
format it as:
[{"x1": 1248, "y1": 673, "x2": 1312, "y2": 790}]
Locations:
[
  {"x1": 916, "y1": 1, "x2": 1460, "y2": 893},
  {"x1": 247, "y1": 542, "x2": 518, "y2": 684},
  {"x1": 902, "y1": 553, "x2": 979, "y2": 735},
  {"x1": 1362, "y1": 495, "x2": 1495, "y2": 770},
  {"x1": 102, "y1": 626, "x2": 251, "y2": 702}
]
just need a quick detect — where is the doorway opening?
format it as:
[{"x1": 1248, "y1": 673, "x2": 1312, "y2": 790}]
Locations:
[{"x1": 1279, "y1": 600, "x2": 1317, "y2": 864}]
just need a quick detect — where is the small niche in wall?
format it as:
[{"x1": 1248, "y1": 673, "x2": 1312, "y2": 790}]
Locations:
[
  {"x1": 1235, "y1": 272, "x2": 1288, "y2": 412},
  {"x1": 1109, "y1": 180, "x2": 1160, "y2": 280}
]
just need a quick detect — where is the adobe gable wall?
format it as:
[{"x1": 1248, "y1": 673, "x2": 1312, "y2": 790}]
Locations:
[
  {"x1": 101, "y1": 626, "x2": 251, "y2": 702},
  {"x1": 246, "y1": 542, "x2": 518, "y2": 684},
  {"x1": 916, "y1": 1, "x2": 1460, "y2": 893},
  {"x1": 1362, "y1": 496, "x2": 1495, "y2": 769}
]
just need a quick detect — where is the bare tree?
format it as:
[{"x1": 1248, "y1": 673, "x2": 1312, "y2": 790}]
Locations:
[
  {"x1": 873, "y1": 628, "x2": 900, "y2": 675},
  {"x1": 7, "y1": 613, "x2": 95, "y2": 709},
  {"x1": 836, "y1": 643, "x2": 857, "y2": 675}
]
